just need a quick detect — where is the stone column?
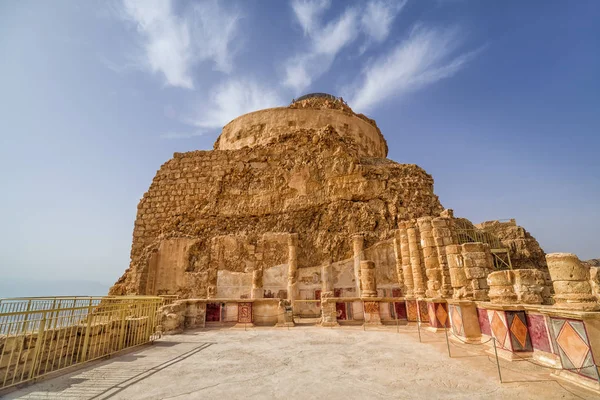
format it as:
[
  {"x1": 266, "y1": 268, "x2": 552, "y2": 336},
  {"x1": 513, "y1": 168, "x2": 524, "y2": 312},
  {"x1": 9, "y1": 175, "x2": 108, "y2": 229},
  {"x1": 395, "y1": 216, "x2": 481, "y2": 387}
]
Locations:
[
  {"x1": 287, "y1": 233, "x2": 299, "y2": 302},
  {"x1": 487, "y1": 270, "x2": 517, "y2": 304},
  {"x1": 352, "y1": 234, "x2": 364, "y2": 297},
  {"x1": 407, "y1": 221, "x2": 426, "y2": 298},
  {"x1": 546, "y1": 253, "x2": 599, "y2": 311},
  {"x1": 432, "y1": 217, "x2": 455, "y2": 298},
  {"x1": 447, "y1": 244, "x2": 469, "y2": 299},
  {"x1": 398, "y1": 221, "x2": 414, "y2": 297},
  {"x1": 321, "y1": 259, "x2": 333, "y2": 296},
  {"x1": 461, "y1": 243, "x2": 494, "y2": 301},
  {"x1": 360, "y1": 260, "x2": 377, "y2": 298},
  {"x1": 392, "y1": 230, "x2": 405, "y2": 296},
  {"x1": 417, "y1": 217, "x2": 442, "y2": 299},
  {"x1": 252, "y1": 268, "x2": 263, "y2": 299}
]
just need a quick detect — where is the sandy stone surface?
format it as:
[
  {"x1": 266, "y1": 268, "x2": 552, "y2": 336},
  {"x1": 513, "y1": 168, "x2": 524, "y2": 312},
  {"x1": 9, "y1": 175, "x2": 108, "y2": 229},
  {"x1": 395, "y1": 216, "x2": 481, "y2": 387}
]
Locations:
[{"x1": 5, "y1": 326, "x2": 594, "y2": 400}]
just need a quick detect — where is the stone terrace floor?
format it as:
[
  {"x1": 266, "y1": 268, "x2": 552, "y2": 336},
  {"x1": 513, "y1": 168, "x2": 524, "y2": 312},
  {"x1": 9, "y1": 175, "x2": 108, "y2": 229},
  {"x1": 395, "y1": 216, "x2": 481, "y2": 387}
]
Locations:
[{"x1": 4, "y1": 325, "x2": 596, "y2": 400}]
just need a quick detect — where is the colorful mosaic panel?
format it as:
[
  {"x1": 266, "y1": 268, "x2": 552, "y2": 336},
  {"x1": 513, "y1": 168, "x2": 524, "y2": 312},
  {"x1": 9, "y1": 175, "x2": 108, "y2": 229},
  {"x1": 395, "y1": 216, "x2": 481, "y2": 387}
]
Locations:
[
  {"x1": 550, "y1": 318, "x2": 599, "y2": 381},
  {"x1": 449, "y1": 305, "x2": 465, "y2": 337},
  {"x1": 487, "y1": 310, "x2": 512, "y2": 350},
  {"x1": 406, "y1": 300, "x2": 418, "y2": 322},
  {"x1": 506, "y1": 311, "x2": 532, "y2": 352},
  {"x1": 527, "y1": 314, "x2": 552, "y2": 353},
  {"x1": 477, "y1": 308, "x2": 491, "y2": 336},
  {"x1": 237, "y1": 302, "x2": 252, "y2": 323}
]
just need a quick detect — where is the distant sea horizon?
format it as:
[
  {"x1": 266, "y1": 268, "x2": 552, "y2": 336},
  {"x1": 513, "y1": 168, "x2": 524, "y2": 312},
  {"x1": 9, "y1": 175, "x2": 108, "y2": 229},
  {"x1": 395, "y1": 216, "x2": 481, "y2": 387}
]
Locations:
[{"x1": 0, "y1": 278, "x2": 112, "y2": 298}]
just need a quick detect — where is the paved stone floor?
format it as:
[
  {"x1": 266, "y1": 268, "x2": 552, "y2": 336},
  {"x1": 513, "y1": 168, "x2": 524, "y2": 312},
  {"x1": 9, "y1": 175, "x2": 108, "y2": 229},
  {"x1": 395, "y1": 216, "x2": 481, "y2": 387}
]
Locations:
[{"x1": 3, "y1": 325, "x2": 597, "y2": 399}]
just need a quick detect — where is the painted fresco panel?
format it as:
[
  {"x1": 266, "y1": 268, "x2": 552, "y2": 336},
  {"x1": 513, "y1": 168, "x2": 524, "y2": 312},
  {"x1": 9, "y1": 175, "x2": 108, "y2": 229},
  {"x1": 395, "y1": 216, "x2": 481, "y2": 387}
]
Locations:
[
  {"x1": 336, "y1": 302, "x2": 347, "y2": 320},
  {"x1": 406, "y1": 300, "x2": 418, "y2": 322},
  {"x1": 527, "y1": 313, "x2": 552, "y2": 353},
  {"x1": 238, "y1": 302, "x2": 252, "y2": 323},
  {"x1": 449, "y1": 304, "x2": 465, "y2": 337},
  {"x1": 206, "y1": 303, "x2": 221, "y2": 322},
  {"x1": 550, "y1": 318, "x2": 599, "y2": 381},
  {"x1": 506, "y1": 311, "x2": 532, "y2": 352},
  {"x1": 394, "y1": 302, "x2": 407, "y2": 320},
  {"x1": 477, "y1": 308, "x2": 491, "y2": 336}
]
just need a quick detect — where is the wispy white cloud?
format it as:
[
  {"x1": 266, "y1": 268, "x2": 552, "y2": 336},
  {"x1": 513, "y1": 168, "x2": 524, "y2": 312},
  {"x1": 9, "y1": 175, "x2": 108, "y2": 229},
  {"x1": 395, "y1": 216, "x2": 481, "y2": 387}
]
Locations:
[
  {"x1": 186, "y1": 79, "x2": 284, "y2": 129},
  {"x1": 349, "y1": 25, "x2": 479, "y2": 112},
  {"x1": 291, "y1": 0, "x2": 331, "y2": 36},
  {"x1": 284, "y1": 6, "x2": 359, "y2": 93},
  {"x1": 121, "y1": 0, "x2": 240, "y2": 89},
  {"x1": 284, "y1": 0, "x2": 405, "y2": 94},
  {"x1": 361, "y1": 0, "x2": 406, "y2": 43}
]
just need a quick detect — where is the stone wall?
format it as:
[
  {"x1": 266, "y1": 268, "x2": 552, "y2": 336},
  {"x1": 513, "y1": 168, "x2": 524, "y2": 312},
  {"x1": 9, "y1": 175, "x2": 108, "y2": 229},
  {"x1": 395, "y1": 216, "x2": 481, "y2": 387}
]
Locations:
[
  {"x1": 111, "y1": 124, "x2": 443, "y2": 298},
  {"x1": 215, "y1": 106, "x2": 388, "y2": 158}
]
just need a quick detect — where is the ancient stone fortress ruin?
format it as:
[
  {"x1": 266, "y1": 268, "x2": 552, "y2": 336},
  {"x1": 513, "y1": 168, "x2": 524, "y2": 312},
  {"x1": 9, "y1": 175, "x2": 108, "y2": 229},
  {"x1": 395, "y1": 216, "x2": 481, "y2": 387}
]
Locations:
[{"x1": 111, "y1": 93, "x2": 600, "y2": 390}]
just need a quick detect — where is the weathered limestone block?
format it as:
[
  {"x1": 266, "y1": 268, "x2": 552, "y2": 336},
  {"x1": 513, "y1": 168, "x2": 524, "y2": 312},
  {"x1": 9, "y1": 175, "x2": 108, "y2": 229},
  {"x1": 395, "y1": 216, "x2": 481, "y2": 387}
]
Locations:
[
  {"x1": 158, "y1": 302, "x2": 185, "y2": 334},
  {"x1": 487, "y1": 270, "x2": 517, "y2": 303},
  {"x1": 461, "y1": 243, "x2": 494, "y2": 301},
  {"x1": 447, "y1": 244, "x2": 469, "y2": 299},
  {"x1": 360, "y1": 260, "x2": 377, "y2": 298},
  {"x1": 590, "y1": 267, "x2": 600, "y2": 302},
  {"x1": 546, "y1": 253, "x2": 599, "y2": 311},
  {"x1": 321, "y1": 299, "x2": 339, "y2": 327}
]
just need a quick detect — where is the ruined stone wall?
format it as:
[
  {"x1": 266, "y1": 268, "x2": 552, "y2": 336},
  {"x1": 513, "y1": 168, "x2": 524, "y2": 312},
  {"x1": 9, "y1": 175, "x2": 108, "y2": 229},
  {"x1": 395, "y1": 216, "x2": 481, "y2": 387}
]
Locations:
[
  {"x1": 111, "y1": 125, "x2": 443, "y2": 297},
  {"x1": 215, "y1": 107, "x2": 387, "y2": 158},
  {"x1": 476, "y1": 219, "x2": 547, "y2": 270}
]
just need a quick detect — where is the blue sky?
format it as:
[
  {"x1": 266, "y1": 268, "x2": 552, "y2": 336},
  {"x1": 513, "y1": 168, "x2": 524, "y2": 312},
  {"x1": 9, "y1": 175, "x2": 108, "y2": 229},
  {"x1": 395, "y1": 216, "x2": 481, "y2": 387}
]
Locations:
[{"x1": 1, "y1": 0, "x2": 599, "y2": 293}]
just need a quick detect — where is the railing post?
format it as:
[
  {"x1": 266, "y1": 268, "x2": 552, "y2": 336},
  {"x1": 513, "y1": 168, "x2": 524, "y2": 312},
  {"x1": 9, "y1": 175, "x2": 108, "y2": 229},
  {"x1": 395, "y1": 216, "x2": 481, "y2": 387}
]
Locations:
[
  {"x1": 28, "y1": 310, "x2": 47, "y2": 380},
  {"x1": 79, "y1": 298, "x2": 94, "y2": 363},
  {"x1": 118, "y1": 303, "x2": 127, "y2": 351}
]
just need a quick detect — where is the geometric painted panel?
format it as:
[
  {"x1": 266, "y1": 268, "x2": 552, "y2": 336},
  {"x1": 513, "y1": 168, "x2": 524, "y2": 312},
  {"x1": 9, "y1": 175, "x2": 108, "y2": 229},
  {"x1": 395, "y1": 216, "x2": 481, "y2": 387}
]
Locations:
[
  {"x1": 427, "y1": 302, "x2": 450, "y2": 328},
  {"x1": 449, "y1": 304, "x2": 465, "y2": 337},
  {"x1": 550, "y1": 318, "x2": 599, "y2": 381},
  {"x1": 506, "y1": 311, "x2": 533, "y2": 352},
  {"x1": 487, "y1": 310, "x2": 512, "y2": 350},
  {"x1": 238, "y1": 302, "x2": 252, "y2": 323},
  {"x1": 527, "y1": 313, "x2": 552, "y2": 353},
  {"x1": 477, "y1": 308, "x2": 491, "y2": 336}
]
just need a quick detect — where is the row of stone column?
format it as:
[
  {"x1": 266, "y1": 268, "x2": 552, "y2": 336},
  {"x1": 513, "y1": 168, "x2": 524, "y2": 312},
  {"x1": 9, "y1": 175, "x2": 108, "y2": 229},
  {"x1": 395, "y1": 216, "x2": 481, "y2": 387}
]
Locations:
[{"x1": 394, "y1": 216, "x2": 496, "y2": 301}]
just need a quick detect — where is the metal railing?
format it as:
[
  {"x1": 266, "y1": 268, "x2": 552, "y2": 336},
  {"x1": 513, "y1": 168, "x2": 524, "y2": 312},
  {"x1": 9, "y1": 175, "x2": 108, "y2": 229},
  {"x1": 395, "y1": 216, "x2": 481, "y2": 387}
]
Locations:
[
  {"x1": 0, "y1": 296, "x2": 162, "y2": 390},
  {"x1": 456, "y1": 228, "x2": 503, "y2": 250},
  {"x1": 158, "y1": 295, "x2": 180, "y2": 306}
]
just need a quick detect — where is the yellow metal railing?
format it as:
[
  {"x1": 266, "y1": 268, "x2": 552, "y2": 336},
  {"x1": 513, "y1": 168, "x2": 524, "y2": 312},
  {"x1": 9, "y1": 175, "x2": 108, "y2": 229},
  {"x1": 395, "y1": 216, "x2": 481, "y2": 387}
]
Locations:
[
  {"x1": 0, "y1": 296, "x2": 162, "y2": 390},
  {"x1": 456, "y1": 228, "x2": 502, "y2": 249},
  {"x1": 158, "y1": 295, "x2": 180, "y2": 306}
]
